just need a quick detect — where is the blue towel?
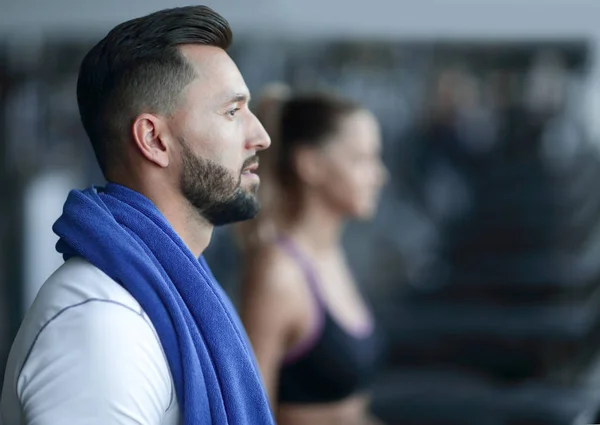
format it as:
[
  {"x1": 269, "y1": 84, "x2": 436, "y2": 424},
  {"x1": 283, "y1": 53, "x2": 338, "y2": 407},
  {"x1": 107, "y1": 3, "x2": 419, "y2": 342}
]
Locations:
[{"x1": 52, "y1": 183, "x2": 274, "y2": 425}]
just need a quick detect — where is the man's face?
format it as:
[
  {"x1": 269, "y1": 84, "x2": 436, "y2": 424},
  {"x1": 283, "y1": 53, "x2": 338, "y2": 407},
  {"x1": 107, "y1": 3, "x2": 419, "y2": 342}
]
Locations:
[
  {"x1": 169, "y1": 45, "x2": 270, "y2": 226},
  {"x1": 179, "y1": 137, "x2": 261, "y2": 226}
]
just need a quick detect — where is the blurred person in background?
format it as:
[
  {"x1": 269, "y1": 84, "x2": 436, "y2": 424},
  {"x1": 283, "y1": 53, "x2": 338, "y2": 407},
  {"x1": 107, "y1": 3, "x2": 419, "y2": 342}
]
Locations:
[
  {"x1": 238, "y1": 89, "x2": 389, "y2": 425},
  {"x1": 0, "y1": 6, "x2": 275, "y2": 425}
]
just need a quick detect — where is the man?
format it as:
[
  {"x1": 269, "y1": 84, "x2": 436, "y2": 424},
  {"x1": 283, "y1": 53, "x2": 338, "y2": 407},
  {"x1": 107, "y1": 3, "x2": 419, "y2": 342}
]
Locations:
[{"x1": 0, "y1": 6, "x2": 274, "y2": 425}]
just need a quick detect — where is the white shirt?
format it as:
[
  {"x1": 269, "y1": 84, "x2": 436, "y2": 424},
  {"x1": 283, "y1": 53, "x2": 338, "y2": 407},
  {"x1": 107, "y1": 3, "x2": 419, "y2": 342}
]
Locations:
[{"x1": 0, "y1": 257, "x2": 181, "y2": 425}]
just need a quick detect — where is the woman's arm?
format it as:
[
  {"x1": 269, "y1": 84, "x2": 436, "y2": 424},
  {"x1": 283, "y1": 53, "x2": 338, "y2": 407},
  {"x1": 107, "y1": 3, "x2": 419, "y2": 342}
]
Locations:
[{"x1": 240, "y1": 249, "x2": 305, "y2": 406}]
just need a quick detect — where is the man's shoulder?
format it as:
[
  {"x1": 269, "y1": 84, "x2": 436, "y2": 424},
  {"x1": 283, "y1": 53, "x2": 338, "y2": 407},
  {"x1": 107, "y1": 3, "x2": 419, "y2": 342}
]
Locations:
[
  {"x1": 1, "y1": 258, "x2": 177, "y2": 425},
  {"x1": 38, "y1": 257, "x2": 142, "y2": 314},
  {"x1": 6, "y1": 258, "x2": 150, "y2": 375}
]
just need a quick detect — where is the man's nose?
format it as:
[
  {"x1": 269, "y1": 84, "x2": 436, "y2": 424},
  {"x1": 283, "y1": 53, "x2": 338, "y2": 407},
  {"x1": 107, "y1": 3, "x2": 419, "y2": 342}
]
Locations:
[{"x1": 247, "y1": 112, "x2": 271, "y2": 152}]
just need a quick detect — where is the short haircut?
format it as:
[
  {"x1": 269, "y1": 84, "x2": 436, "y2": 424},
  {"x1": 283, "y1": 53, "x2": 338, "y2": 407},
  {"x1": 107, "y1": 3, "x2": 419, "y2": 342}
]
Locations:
[{"x1": 76, "y1": 6, "x2": 232, "y2": 176}]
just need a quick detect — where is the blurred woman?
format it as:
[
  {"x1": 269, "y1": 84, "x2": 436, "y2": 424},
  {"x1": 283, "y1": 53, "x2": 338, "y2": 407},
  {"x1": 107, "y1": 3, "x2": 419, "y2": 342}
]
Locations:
[{"x1": 239, "y1": 88, "x2": 388, "y2": 425}]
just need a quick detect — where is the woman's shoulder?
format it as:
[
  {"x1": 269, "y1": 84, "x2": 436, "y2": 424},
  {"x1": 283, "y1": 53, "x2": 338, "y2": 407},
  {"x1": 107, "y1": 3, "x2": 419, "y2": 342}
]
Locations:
[{"x1": 243, "y1": 241, "x2": 311, "y2": 303}]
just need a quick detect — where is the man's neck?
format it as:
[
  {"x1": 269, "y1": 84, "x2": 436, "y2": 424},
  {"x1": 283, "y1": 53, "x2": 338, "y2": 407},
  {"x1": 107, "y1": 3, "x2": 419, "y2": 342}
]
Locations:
[
  {"x1": 164, "y1": 199, "x2": 213, "y2": 258},
  {"x1": 109, "y1": 176, "x2": 213, "y2": 258}
]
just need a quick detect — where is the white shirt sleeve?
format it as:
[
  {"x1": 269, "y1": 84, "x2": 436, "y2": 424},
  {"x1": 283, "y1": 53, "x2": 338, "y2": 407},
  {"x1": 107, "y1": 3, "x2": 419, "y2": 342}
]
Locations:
[{"x1": 17, "y1": 300, "x2": 173, "y2": 425}]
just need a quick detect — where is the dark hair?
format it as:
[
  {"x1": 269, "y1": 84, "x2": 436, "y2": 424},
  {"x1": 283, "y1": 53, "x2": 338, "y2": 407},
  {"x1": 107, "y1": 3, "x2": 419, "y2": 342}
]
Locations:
[
  {"x1": 77, "y1": 6, "x2": 232, "y2": 177},
  {"x1": 276, "y1": 92, "x2": 361, "y2": 193}
]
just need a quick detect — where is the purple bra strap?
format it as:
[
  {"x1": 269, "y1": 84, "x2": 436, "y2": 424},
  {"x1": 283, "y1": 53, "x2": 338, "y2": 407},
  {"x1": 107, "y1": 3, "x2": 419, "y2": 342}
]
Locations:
[{"x1": 274, "y1": 236, "x2": 325, "y2": 308}]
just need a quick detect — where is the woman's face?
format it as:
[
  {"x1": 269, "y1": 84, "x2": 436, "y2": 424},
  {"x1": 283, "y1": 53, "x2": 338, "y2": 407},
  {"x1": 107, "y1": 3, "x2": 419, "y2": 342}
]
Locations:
[{"x1": 312, "y1": 110, "x2": 388, "y2": 219}]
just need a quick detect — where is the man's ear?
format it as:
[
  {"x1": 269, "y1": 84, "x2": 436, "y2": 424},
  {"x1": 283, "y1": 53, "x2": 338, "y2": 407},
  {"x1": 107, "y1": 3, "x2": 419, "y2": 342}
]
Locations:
[
  {"x1": 293, "y1": 146, "x2": 324, "y2": 187},
  {"x1": 131, "y1": 113, "x2": 170, "y2": 168}
]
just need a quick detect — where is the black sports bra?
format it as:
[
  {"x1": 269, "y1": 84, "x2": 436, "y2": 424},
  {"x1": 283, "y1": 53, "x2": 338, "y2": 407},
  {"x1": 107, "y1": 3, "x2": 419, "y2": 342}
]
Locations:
[{"x1": 276, "y1": 237, "x2": 384, "y2": 404}]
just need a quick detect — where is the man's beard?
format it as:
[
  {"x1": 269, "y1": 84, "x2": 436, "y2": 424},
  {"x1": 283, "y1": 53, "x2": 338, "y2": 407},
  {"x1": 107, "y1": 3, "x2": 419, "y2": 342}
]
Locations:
[{"x1": 179, "y1": 139, "x2": 260, "y2": 226}]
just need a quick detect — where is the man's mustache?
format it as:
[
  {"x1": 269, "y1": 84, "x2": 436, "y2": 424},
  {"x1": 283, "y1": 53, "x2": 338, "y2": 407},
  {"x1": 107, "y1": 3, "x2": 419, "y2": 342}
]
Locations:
[{"x1": 241, "y1": 155, "x2": 259, "y2": 173}]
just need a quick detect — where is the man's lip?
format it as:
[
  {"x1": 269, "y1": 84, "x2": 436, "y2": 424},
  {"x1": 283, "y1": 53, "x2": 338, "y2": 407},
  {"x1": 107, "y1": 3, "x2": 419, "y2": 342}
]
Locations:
[{"x1": 243, "y1": 163, "x2": 259, "y2": 173}]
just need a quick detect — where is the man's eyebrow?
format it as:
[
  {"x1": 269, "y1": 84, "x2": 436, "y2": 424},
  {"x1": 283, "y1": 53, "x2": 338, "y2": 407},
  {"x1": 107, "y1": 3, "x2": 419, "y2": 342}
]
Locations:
[{"x1": 224, "y1": 92, "x2": 251, "y2": 104}]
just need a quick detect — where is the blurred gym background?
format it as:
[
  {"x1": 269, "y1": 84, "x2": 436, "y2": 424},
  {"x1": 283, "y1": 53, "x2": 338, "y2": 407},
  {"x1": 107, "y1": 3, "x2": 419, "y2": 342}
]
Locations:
[{"x1": 3, "y1": 1, "x2": 600, "y2": 424}]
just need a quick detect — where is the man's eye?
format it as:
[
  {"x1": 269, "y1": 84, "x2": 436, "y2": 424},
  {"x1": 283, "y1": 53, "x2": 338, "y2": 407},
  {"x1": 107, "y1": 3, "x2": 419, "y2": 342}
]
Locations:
[{"x1": 228, "y1": 108, "x2": 241, "y2": 117}]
